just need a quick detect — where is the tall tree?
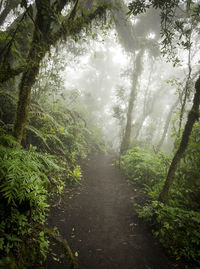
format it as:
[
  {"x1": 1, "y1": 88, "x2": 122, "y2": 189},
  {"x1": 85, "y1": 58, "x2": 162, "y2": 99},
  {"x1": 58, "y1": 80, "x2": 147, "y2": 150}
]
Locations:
[
  {"x1": 159, "y1": 76, "x2": 200, "y2": 203},
  {"x1": 156, "y1": 98, "x2": 179, "y2": 153},
  {"x1": 120, "y1": 49, "x2": 144, "y2": 154},
  {"x1": 128, "y1": 0, "x2": 200, "y2": 202},
  {"x1": 0, "y1": 0, "x2": 110, "y2": 143},
  {"x1": 110, "y1": 0, "x2": 160, "y2": 153}
]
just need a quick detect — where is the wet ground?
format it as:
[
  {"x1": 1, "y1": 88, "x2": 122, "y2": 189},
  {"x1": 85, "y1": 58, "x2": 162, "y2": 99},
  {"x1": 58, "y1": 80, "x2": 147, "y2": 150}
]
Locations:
[{"x1": 46, "y1": 154, "x2": 188, "y2": 269}]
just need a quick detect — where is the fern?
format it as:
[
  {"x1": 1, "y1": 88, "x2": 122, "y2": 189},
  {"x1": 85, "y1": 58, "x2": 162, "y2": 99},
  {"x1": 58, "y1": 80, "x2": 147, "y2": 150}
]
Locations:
[
  {"x1": 46, "y1": 133, "x2": 65, "y2": 150},
  {"x1": 0, "y1": 138, "x2": 62, "y2": 267},
  {"x1": 26, "y1": 125, "x2": 50, "y2": 150},
  {"x1": 0, "y1": 134, "x2": 19, "y2": 148}
]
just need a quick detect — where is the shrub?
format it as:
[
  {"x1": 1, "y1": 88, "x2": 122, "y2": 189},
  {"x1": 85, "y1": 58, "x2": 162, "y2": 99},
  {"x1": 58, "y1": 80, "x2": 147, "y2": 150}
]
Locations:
[
  {"x1": 121, "y1": 145, "x2": 200, "y2": 265},
  {"x1": 121, "y1": 147, "x2": 170, "y2": 192},
  {"x1": 0, "y1": 135, "x2": 60, "y2": 268},
  {"x1": 137, "y1": 201, "x2": 200, "y2": 265}
]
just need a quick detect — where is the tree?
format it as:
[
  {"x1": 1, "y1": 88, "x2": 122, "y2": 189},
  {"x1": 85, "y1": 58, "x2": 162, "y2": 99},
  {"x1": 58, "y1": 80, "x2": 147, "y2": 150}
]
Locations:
[
  {"x1": 0, "y1": 0, "x2": 110, "y2": 143},
  {"x1": 156, "y1": 98, "x2": 179, "y2": 152},
  {"x1": 120, "y1": 49, "x2": 144, "y2": 153},
  {"x1": 128, "y1": 0, "x2": 200, "y2": 202},
  {"x1": 110, "y1": 0, "x2": 160, "y2": 153},
  {"x1": 159, "y1": 76, "x2": 200, "y2": 203}
]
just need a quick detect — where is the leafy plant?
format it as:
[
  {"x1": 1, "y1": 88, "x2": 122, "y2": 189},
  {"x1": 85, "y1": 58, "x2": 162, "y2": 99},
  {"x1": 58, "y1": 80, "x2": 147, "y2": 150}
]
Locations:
[
  {"x1": 121, "y1": 147, "x2": 170, "y2": 192},
  {"x1": 0, "y1": 134, "x2": 60, "y2": 268},
  {"x1": 137, "y1": 201, "x2": 200, "y2": 265},
  {"x1": 121, "y1": 143, "x2": 200, "y2": 265},
  {"x1": 67, "y1": 165, "x2": 82, "y2": 185}
]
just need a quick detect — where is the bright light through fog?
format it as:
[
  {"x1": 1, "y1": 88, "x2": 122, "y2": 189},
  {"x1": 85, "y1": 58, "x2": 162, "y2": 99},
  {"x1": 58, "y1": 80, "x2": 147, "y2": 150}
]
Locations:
[
  {"x1": 110, "y1": 46, "x2": 129, "y2": 66},
  {"x1": 64, "y1": 37, "x2": 129, "y2": 89},
  {"x1": 147, "y1": 33, "x2": 156, "y2": 39}
]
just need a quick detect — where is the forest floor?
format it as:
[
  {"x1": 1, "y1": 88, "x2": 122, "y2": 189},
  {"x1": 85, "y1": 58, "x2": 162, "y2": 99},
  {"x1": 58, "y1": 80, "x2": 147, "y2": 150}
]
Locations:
[{"x1": 46, "y1": 154, "x2": 189, "y2": 269}]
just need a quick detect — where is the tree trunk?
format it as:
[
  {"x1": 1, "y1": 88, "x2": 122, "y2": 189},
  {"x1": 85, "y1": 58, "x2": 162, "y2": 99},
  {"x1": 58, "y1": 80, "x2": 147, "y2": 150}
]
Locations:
[
  {"x1": 159, "y1": 76, "x2": 200, "y2": 203},
  {"x1": 134, "y1": 61, "x2": 155, "y2": 140},
  {"x1": 12, "y1": 1, "x2": 109, "y2": 144},
  {"x1": 120, "y1": 50, "x2": 143, "y2": 154},
  {"x1": 13, "y1": 40, "x2": 47, "y2": 143},
  {"x1": 134, "y1": 114, "x2": 146, "y2": 140},
  {"x1": 109, "y1": 0, "x2": 138, "y2": 53},
  {"x1": 156, "y1": 98, "x2": 179, "y2": 153},
  {"x1": 13, "y1": 0, "x2": 50, "y2": 143}
]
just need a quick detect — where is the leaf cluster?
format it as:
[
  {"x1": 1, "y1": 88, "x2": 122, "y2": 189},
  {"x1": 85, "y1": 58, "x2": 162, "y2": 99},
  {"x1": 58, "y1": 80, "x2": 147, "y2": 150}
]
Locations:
[
  {"x1": 0, "y1": 134, "x2": 60, "y2": 268},
  {"x1": 128, "y1": 0, "x2": 200, "y2": 63},
  {"x1": 121, "y1": 135, "x2": 200, "y2": 264}
]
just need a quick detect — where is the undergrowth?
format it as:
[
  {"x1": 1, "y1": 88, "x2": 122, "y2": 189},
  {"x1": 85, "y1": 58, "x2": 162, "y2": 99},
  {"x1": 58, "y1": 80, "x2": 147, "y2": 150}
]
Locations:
[
  {"x1": 0, "y1": 134, "x2": 61, "y2": 268},
  {"x1": 0, "y1": 96, "x2": 105, "y2": 268},
  {"x1": 121, "y1": 125, "x2": 200, "y2": 266}
]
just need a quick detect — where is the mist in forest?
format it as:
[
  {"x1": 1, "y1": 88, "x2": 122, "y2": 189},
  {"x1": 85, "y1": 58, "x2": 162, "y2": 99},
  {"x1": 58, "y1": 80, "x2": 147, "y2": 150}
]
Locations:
[
  {"x1": 1, "y1": 1, "x2": 200, "y2": 268},
  {"x1": 57, "y1": 7, "x2": 198, "y2": 154},
  {"x1": 1, "y1": 0, "x2": 198, "y2": 154}
]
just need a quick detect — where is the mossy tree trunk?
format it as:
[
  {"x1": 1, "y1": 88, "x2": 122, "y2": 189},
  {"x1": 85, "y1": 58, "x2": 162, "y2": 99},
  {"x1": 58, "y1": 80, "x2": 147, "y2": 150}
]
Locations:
[
  {"x1": 120, "y1": 50, "x2": 143, "y2": 154},
  {"x1": 13, "y1": 0, "x2": 51, "y2": 143},
  {"x1": 12, "y1": 0, "x2": 109, "y2": 144},
  {"x1": 159, "y1": 76, "x2": 200, "y2": 203}
]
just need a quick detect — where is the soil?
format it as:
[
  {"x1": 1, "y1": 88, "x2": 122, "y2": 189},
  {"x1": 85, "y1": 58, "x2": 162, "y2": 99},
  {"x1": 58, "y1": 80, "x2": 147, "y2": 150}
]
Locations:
[{"x1": 46, "y1": 154, "x2": 189, "y2": 269}]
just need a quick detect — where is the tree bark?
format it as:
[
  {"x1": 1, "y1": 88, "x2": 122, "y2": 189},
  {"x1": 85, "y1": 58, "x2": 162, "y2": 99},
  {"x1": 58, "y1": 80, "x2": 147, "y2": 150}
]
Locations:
[
  {"x1": 159, "y1": 76, "x2": 200, "y2": 203},
  {"x1": 120, "y1": 50, "x2": 143, "y2": 154}
]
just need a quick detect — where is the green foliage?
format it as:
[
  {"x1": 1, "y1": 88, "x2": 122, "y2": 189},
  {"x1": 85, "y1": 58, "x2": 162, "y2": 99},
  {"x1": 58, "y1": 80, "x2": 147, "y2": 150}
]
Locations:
[
  {"x1": 137, "y1": 202, "x2": 200, "y2": 265},
  {"x1": 171, "y1": 122, "x2": 200, "y2": 211},
  {"x1": 26, "y1": 100, "x2": 105, "y2": 161},
  {"x1": 121, "y1": 142, "x2": 200, "y2": 265},
  {"x1": 0, "y1": 134, "x2": 60, "y2": 268},
  {"x1": 0, "y1": 72, "x2": 106, "y2": 268},
  {"x1": 121, "y1": 147, "x2": 170, "y2": 191},
  {"x1": 0, "y1": 91, "x2": 16, "y2": 124},
  {"x1": 67, "y1": 165, "x2": 82, "y2": 186},
  {"x1": 128, "y1": 0, "x2": 199, "y2": 63}
]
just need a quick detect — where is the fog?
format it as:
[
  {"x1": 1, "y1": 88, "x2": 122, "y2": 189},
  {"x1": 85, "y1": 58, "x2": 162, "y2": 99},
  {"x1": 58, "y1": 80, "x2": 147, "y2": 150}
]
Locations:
[
  {"x1": 52, "y1": 3, "x2": 199, "y2": 154},
  {"x1": 2, "y1": 0, "x2": 198, "y2": 154}
]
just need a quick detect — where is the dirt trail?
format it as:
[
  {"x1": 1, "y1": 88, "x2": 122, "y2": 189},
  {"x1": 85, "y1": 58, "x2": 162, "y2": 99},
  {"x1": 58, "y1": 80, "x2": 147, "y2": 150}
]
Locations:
[{"x1": 46, "y1": 155, "x2": 181, "y2": 269}]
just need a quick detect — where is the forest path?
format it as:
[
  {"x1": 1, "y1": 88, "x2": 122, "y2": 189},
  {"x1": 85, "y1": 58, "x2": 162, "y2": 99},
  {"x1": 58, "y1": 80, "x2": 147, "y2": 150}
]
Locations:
[{"x1": 46, "y1": 154, "x2": 178, "y2": 269}]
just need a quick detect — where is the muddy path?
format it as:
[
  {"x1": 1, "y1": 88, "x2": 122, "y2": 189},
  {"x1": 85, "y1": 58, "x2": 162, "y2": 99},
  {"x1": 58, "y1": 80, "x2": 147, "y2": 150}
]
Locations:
[{"x1": 46, "y1": 154, "x2": 185, "y2": 269}]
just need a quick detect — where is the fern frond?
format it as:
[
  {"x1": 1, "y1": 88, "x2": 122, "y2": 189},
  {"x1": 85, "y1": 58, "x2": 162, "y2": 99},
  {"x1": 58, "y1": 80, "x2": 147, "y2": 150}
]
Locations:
[
  {"x1": 46, "y1": 133, "x2": 65, "y2": 149},
  {"x1": 26, "y1": 125, "x2": 50, "y2": 150},
  {"x1": 0, "y1": 134, "x2": 19, "y2": 148}
]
